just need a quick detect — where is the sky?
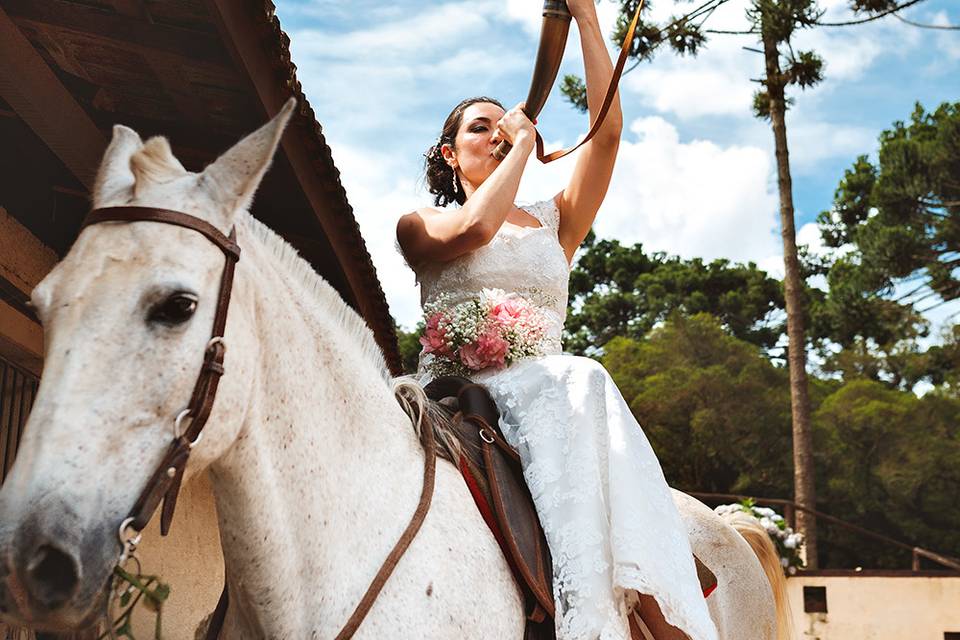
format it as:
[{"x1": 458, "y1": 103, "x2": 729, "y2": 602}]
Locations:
[{"x1": 272, "y1": 0, "x2": 960, "y2": 336}]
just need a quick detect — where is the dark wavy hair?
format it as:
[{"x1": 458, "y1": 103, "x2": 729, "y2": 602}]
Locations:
[{"x1": 424, "y1": 96, "x2": 504, "y2": 208}]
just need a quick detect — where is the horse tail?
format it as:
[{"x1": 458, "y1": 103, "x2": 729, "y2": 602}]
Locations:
[{"x1": 723, "y1": 511, "x2": 794, "y2": 640}]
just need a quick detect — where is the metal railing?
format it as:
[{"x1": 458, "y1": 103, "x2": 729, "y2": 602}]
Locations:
[
  {"x1": 690, "y1": 491, "x2": 960, "y2": 573},
  {"x1": 0, "y1": 356, "x2": 38, "y2": 483}
]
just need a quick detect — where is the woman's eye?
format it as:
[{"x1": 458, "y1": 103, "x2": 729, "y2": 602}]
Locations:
[
  {"x1": 149, "y1": 293, "x2": 198, "y2": 325},
  {"x1": 471, "y1": 126, "x2": 487, "y2": 133}
]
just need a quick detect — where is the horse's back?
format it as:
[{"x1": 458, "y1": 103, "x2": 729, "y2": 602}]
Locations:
[{"x1": 671, "y1": 490, "x2": 777, "y2": 640}]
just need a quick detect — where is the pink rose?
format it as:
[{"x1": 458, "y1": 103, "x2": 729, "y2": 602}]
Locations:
[
  {"x1": 476, "y1": 330, "x2": 509, "y2": 368},
  {"x1": 458, "y1": 342, "x2": 485, "y2": 370},
  {"x1": 458, "y1": 329, "x2": 509, "y2": 370},
  {"x1": 492, "y1": 298, "x2": 526, "y2": 327},
  {"x1": 419, "y1": 313, "x2": 452, "y2": 356}
]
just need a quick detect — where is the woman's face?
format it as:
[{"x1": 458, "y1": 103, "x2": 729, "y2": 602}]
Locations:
[{"x1": 445, "y1": 102, "x2": 505, "y2": 196}]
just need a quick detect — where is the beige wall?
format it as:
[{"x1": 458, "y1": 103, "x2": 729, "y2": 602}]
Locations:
[
  {"x1": 787, "y1": 574, "x2": 960, "y2": 639},
  {"x1": 126, "y1": 473, "x2": 224, "y2": 639}
]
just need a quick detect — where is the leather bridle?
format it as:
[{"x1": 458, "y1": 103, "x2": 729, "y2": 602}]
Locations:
[
  {"x1": 80, "y1": 206, "x2": 437, "y2": 639},
  {"x1": 82, "y1": 206, "x2": 240, "y2": 538}
]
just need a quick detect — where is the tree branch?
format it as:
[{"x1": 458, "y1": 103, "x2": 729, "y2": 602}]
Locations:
[
  {"x1": 811, "y1": 0, "x2": 928, "y2": 27},
  {"x1": 893, "y1": 12, "x2": 960, "y2": 30}
]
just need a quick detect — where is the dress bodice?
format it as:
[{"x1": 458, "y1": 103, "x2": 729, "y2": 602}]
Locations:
[{"x1": 401, "y1": 197, "x2": 572, "y2": 365}]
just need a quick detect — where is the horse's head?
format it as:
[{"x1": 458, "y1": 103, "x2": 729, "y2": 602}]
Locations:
[{"x1": 0, "y1": 99, "x2": 295, "y2": 631}]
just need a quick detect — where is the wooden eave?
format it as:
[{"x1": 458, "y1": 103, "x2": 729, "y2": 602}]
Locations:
[{"x1": 0, "y1": 0, "x2": 402, "y2": 374}]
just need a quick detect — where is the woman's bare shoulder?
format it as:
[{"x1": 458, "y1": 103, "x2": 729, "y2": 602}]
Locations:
[{"x1": 397, "y1": 206, "x2": 444, "y2": 242}]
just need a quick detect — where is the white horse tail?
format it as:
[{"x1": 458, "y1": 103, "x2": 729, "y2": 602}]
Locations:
[{"x1": 723, "y1": 511, "x2": 794, "y2": 640}]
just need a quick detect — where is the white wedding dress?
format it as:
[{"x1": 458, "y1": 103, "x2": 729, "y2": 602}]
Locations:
[{"x1": 404, "y1": 197, "x2": 718, "y2": 640}]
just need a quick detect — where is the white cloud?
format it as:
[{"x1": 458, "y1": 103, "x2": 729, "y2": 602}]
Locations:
[
  {"x1": 290, "y1": 1, "x2": 499, "y2": 59},
  {"x1": 323, "y1": 139, "x2": 426, "y2": 329},
  {"x1": 785, "y1": 118, "x2": 875, "y2": 171},
  {"x1": 590, "y1": 116, "x2": 780, "y2": 265},
  {"x1": 515, "y1": 115, "x2": 783, "y2": 268},
  {"x1": 932, "y1": 11, "x2": 960, "y2": 61}
]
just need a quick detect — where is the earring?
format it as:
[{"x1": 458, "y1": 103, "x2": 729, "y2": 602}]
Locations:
[{"x1": 451, "y1": 169, "x2": 459, "y2": 195}]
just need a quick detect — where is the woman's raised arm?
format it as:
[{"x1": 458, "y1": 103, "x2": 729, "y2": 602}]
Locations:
[
  {"x1": 556, "y1": 0, "x2": 624, "y2": 263},
  {"x1": 397, "y1": 102, "x2": 537, "y2": 267}
]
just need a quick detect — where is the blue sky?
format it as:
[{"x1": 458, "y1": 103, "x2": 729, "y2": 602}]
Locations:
[{"x1": 273, "y1": 0, "x2": 960, "y2": 332}]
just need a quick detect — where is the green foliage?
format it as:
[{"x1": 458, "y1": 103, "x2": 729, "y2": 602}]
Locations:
[
  {"x1": 603, "y1": 313, "x2": 796, "y2": 494},
  {"x1": 98, "y1": 566, "x2": 171, "y2": 639},
  {"x1": 850, "y1": 0, "x2": 899, "y2": 12},
  {"x1": 564, "y1": 232, "x2": 786, "y2": 354},
  {"x1": 813, "y1": 379, "x2": 960, "y2": 567},
  {"x1": 560, "y1": 74, "x2": 588, "y2": 113},
  {"x1": 395, "y1": 320, "x2": 425, "y2": 375},
  {"x1": 601, "y1": 312, "x2": 960, "y2": 566},
  {"x1": 786, "y1": 50, "x2": 824, "y2": 88},
  {"x1": 812, "y1": 102, "x2": 960, "y2": 386}
]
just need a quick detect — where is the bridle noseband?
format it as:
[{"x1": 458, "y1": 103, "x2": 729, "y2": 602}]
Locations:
[{"x1": 79, "y1": 205, "x2": 436, "y2": 640}]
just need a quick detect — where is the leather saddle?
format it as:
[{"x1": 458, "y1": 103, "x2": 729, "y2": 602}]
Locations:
[{"x1": 423, "y1": 375, "x2": 717, "y2": 640}]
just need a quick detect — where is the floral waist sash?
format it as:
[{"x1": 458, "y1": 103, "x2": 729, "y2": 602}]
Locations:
[{"x1": 419, "y1": 288, "x2": 551, "y2": 376}]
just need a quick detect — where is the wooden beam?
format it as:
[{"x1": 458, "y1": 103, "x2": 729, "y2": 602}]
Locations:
[
  {"x1": 2, "y1": 0, "x2": 231, "y2": 65},
  {"x1": 0, "y1": 207, "x2": 58, "y2": 298},
  {"x1": 0, "y1": 6, "x2": 105, "y2": 190},
  {"x1": 0, "y1": 300, "x2": 42, "y2": 377}
]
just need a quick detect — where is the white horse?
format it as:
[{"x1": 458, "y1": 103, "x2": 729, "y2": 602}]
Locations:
[{"x1": 0, "y1": 100, "x2": 791, "y2": 639}]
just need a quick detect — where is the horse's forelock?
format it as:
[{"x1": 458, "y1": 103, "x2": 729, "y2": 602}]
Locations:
[{"x1": 130, "y1": 136, "x2": 188, "y2": 186}]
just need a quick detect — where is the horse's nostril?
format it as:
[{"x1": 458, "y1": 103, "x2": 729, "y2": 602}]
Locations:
[{"x1": 25, "y1": 544, "x2": 80, "y2": 609}]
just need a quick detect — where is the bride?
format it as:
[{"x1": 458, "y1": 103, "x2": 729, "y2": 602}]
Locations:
[{"x1": 395, "y1": 2, "x2": 718, "y2": 639}]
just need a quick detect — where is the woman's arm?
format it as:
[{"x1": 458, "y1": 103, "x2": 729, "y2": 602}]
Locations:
[
  {"x1": 397, "y1": 108, "x2": 536, "y2": 266},
  {"x1": 556, "y1": 1, "x2": 624, "y2": 263}
]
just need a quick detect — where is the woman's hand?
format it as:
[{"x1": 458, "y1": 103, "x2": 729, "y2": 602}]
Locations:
[
  {"x1": 566, "y1": 0, "x2": 600, "y2": 23},
  {"x1": 492, "y1": 102, "x2": 537, "y2": 149}
]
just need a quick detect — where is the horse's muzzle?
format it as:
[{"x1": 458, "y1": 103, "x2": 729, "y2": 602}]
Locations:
[
  {"x1": 0, "y1": 511, "x2": 114, "y2": 632},
  {"x1": 23, "y1": 543, "x2": 81, "y2": 610}
]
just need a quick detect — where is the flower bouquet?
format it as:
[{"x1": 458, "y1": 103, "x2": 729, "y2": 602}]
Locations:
[
  {"x1": 419, "y1": 288, "x2": 547, "y2": 376},
  {"x1": 715, "y1": 499, "x2": 805, "y2": 575}
]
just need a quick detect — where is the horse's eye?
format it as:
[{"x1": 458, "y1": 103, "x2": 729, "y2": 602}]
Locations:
[{"x1": 149, "y1": 293, "x2": 198, "y2": 325}]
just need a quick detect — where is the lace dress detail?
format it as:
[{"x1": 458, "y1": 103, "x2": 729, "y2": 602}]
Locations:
[{"x1": 402, "y1": 198, "x2": 718, "y2": 640}]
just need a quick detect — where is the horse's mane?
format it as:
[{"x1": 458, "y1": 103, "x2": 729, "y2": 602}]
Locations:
[
  {"x1": 238, "y1": 211, "x2": 392, "y2": 384},
  {"x1": 241, "y1": 212, "x2": 463, "y2": 461}
]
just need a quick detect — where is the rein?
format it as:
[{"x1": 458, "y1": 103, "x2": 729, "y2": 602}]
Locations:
[{"x1": 80, "y1": 206, "x2": 438, "y2": 639}]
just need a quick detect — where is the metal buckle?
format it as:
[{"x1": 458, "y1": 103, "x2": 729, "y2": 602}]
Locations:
[
  {"x1": 479, "y1": 429, "x2": 495, "y2": 444},
  {"x1": 173, "y1": 408, "x2": 191, "y2": 439},
  {"x1": 117, "y1": 517, "x2": 142, "y2": 564}
]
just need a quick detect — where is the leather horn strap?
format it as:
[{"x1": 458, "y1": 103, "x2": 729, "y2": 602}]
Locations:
[
  {"x1": 534, "y1": 0, "x2": 644, "y2": 164},
  {"x1": 80, "y1": 206, "x2": 239, "y2": 536}
]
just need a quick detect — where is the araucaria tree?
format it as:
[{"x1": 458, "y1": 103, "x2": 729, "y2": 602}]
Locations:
[{"x1": 563, "y1": 0, "x2": 934, "y2": 567}]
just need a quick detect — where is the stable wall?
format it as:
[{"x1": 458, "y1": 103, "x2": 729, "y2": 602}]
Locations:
[
  {"x1": 786, "y1": 572, "x2": 960, "y2": 639},
  {"x1": 129, "y1": 473, "x2": 224, "y2": 639}
]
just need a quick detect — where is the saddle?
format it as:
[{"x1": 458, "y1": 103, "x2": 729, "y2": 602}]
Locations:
[
  {"x1": 425, "y1": 375, "x2": 556, "y2": 640},
  {"x1": 423, "y1": 376, "x2": 718, "y2": 640}
]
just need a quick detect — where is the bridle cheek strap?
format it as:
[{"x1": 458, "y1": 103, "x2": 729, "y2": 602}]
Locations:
[
  {"x1": 80, "y1": 206, "x2": 239, "y2": 535},
  {"x1": 80, "y1": 205, "x2": 438, "y2": 640}
]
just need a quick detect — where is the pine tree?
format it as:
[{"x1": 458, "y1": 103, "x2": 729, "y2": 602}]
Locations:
[{"x1": 563, "y1": 0, "x2": 938, "y2": 567}]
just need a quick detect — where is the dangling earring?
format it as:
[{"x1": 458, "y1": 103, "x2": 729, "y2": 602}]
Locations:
[{"x1": 451, "y1": 169, "x2": 459, "y2": 196}]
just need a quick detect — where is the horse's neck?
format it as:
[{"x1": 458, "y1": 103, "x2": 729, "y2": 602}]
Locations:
[{"x1": 209, "y1": 231, "x2": 426, "y2": 636}]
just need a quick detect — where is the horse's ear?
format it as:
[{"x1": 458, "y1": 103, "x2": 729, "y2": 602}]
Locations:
[
  {"x1": 93, "y1": 125, "x2": 144, "y2": 207},
  {"x1": 201, "y1": 98, "x2": 296, "y2": 217}
]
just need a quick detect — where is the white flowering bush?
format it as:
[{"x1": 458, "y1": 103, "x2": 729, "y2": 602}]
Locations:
[{"x1": 715, "y1": 499, "x2": 805, "y2": 575}]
